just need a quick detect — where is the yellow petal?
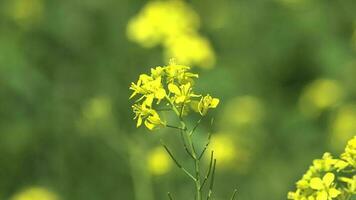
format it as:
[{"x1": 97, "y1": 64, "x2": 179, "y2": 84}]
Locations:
[
  {"x1": 322, "y1": 173, "x2": 334, "y2": 187},
  {"x1": 310, "y1": 178, "x2": 324, "y2": 190},
  {"x1": 210, "y1": 98, "x2": 220, "y2": 108},
  {"x1": 329, "y1": 188, "x2": 340, "y2": 198},
  {"x1": 168, "y1": 83, "x2": 181, "y2": 95},
  {"x1": 137, "y1": 116, "x2": 142, "y2": 127},
  {"x1": 144, "y1": 120, "x2": 155, "y2": 130},
  {"x1": 144, "y1": 94, "x2": 154, "y2": 107},
  {"x1": 316, "y1": 191, "x2": 327, "y2": 200},
  {"x1": 155, "y1": 88, "x2": 166, "y2": 100}
]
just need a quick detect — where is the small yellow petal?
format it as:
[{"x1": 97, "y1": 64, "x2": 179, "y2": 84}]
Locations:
[
  {"x1": 210, "y1": 98, "x2": 220, "y2": 108},
  {"x1": 310, "y1": 178, "x2": 324, "y2": 190},
  {"x1": 137, "y1": 116, "x2": 142, "y2": 127},
  {"x1": 322, "y1": 173, "x2": 334, "y2": 187},
  {"x1": 329, "y1": 188, "x2": 340, "y2": 198},
  {"x1": 168, "y1": 83, "x2": 181, "y2": 95},
  {"x1": 316, "y1": 191, "x2": 327, "y2": 200},
  {"x1": 155, "y1": 88, "x2": 166, "y2": 99},
  {"x1": 144, "y1": 120, "x2": 155, "y2": 130}
]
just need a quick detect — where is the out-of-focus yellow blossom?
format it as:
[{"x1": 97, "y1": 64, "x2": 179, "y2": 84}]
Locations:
[
  {"x1": 299, "y1": 79, "x2": 343, "y2": 118},
  {"x1": 164, "y1": 34, "x2": 216, "y2": 68},
  {"x1": 208, "y1": 134, "x2": 236, "y2": 166},
  {"x1": 127, "y1": 0, "x2": 216, "y2": 69},
  {"x1": 147, "y1": 147, "x2": 172, "y2": 175},
  {"x1": 198, "y1": 95, "x2": 220, "y2": 116},
  {"x1": 127, "y1": 0, "x2": 199, "y2": 48},
  {"x1": 222, "y1": 96, "x2": 264, "y2": 126},
  {"x1": 11, "y1": 187, "x2": 58, "y2": 200},
  {"x1": 7, "y1": 0, "x2": 43, "y2": 26},
  {"x1": 129, "y1": 61, "x2": 219, "y2": 131},
  {"x1": 288, "y1": 137, "x2": 356, "y2": 199},
  {"x1": 82, "y1": 96, "x2": 112, "y2": 121},
  {"x1": 330, "y1": 104, "x2": 356, "y2": 151}
]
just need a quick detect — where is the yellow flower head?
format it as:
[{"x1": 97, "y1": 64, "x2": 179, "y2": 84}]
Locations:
[
  {"x1": 127, "y1": 0, "x2": 199, "y2": 48},
  {"x1": 127, "y1": 0, "x2": 216, "y2": 69},
  {"x1": 129, "y1": 61, "x2": 220, "y2": 131},
  {"x1": 288, "y1": 138, "x2": 356, "y2": 200},
  {"x1": 147, "y1": 147, "x2": 172, "y2": 175},
  {"x1": 11, "y1": 187, "x2": 58, "y2": 200},
  {"x1": 164, "y1": 34, "x2": 216, "y2": 68},
  {"x1": 198, "y1": 95, "x2": 220, "y2": 116},
  {"x1": 299, "y1": 79, "x2": 343, "y2": 118}
]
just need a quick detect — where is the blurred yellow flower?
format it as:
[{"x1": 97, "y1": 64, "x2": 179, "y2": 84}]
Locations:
[
  {"x1": 82, "y1": 96, "x2": 112, "y2": 121},
  {"x1": 299, "y1": 79, "x2": 343, "y2": 118},
  {"x1": 164, "y1": 34, "x2": 216, "y2": 68},
  {"x1": 222, "y1": 96, "x2": 264, "y2": 126},
  {"x1": 11, "y1": 187, "x2": 58, "y2": 200},
  {"x1": 7, "y1": 0, "x2": 43, "y2": 26},
  {"x1": 330, "y1": 104, "x2": 356, "y2": 151},
  {"x1": 127, "y1": 0, "x2": 199, "y2": 48},
  {"x1": 127, "y1": 0, "x2": 216, "y2": 69},
  {"x1": 147, "y1": 147, "x2": 172, "y2": 176},
  {"x1": 208, "y1": 133, "x2": 236, "y2": 166}
]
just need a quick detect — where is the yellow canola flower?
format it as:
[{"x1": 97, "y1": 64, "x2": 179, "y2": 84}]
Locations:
[
  {"x1": 309, "y1": 173, "x2": 341, "y2": 200},
  {"x1": 341, "y1": 136, "x2": 356, "y2": 168},
  {"x1": 127, "y1": 0, "x2": 216, "y2": 69},
  {"x1": 132, "y1": 102, "x2": 165, "y2": 130},
  {"x1": 330, "y1": 104, "x2": 356, "y2": 151},
  {"x1": 288, "y1": 137, "x2": 356, "y2": 200},
  {"x1": 222, "y1": 96, "x2": 264, "y2": 126},
  {"x1": 147, "y1": 147, "x2": 172, "y2": 175},
  {"x1": 8, "y1": 0, "x2": 43, "y2": 26},
  {"x1": 129, "y1": 61, "x2": 219, "y2": 131},
  {"x1": 127, "y1": 0, "x2": 199, "y2": 48},
  {"x1": 299, "y1": 79, "x2": 343, "y2": 118},
  {"x1": 208, "y1": 134, "x2": 236, "y2": 166},
  {"x1": 82, "y1": 96, "x2": 112, "y2": 121},
  {"x1": 11, "y1": 187, "x2": 58, "y2": 200},
  {"x1": 198, "y1": 95, "x2": 220, "y2": 116},
  {"x1": 164, "y1": 34, "x2": 216, "y2": 68}
]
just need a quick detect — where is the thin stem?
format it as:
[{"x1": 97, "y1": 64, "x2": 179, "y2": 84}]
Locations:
[
  {"x1": 198, "y1": 132, "x2": 212, "y2": 160},
  {"x1": 180, "y1": 131, "x2": 195, "y2": 159},
  {"x1": 189, "y1": 117, "x2": 204, "y2": 136},
  {"x1": 168, "y1": 192, "x2": 174, "y2": 200},
  {"x1": 161, "y1": 141, "x2": 196, "y2": 181},
  {"x1": 166, "y1": 124, "x2": 185, "y2": 130},
  {"x1": 200, "y1": 151, "x2": 214, "y2": 191},
  {"x1": 230, "y1": 189, "x2": 238, "y2": 200},
  {"x1": 207, "y1": 159, "x2": 216, "y2": 200}
]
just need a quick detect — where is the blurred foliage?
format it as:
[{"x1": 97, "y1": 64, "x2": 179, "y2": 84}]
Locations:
[{"x1": 0, "y1": 0, "x2": 356, "y2": 200}]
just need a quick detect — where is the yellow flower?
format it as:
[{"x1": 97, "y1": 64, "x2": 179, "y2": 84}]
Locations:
[
  {"x1": 164, "y1": 34, "x2": 216, "y2": 68},
  {"x1": 11, "y1": 187, "x2": 58, "y2": 200},
  {"x1": 147, "y1": 147, "x2": 172, "y2": 175},
  {"x1": 309, "y1": 173, "x2": 341, "y2": 200},
  {"x1": 132, "y1": 103, "x2": 165, "y2": 130},
  {"x1": 208, "y1": 134, "x2": 235, "y2": 165},
  {"x1": 299, "y1": 79, "x2": 343, "y2": 118},
  {"x1": 126, "y1": 0, "x2": 199, "y2": 48},
  {"x1": 129, "y1": 75, "x2": 166, "y2": 106},
  {"x1": 129, "y1": 61, "x2": 220, "y2": 130},
  {"x1": 168, "y1": 82, "x2": 200, "y2": 104},
  {"x1": 330, "y1": 105, "x2": 356, "y2": 151},
  {"x1": 165, "y1": 60, "x2": 199, "y2": 84},
  {"x1": 198, "y1": 95, "x2": 220, "y2": 116},
  {"x1": 222, "y1": 96, "x2": 264, "y2": 126},
  {"x1": 341, "y1": 136, "x2": 356, "y2": 168}
]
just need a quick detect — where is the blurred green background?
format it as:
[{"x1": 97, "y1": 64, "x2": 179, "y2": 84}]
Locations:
[{"x1": 0, "y1": 0, "x2": 356, "y2": 199}]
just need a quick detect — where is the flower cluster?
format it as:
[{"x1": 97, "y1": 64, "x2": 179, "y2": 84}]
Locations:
[
  {"x1": 288, "y1": 136, "x2": 356, "y2": 200},
  {"x1": 127, "y1": 0, "x2": 215, "y2": 68},
  {"x1": 129, "y1": 60, "x2": 219, "y2": 130}
]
